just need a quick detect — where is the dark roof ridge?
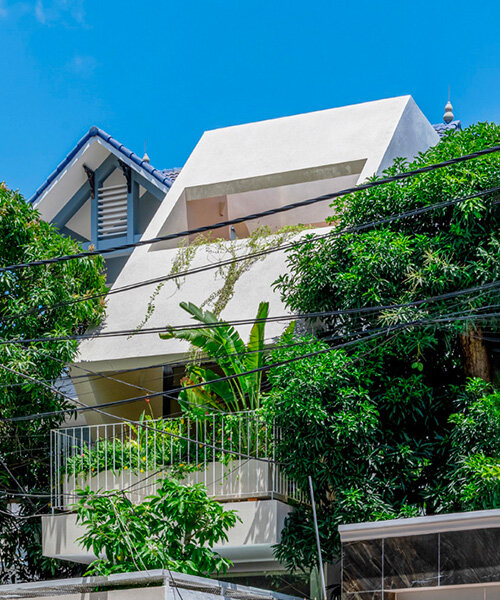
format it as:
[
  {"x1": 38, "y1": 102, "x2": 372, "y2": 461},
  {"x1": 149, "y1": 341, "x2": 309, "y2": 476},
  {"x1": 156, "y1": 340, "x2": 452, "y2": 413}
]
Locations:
[{"x1": 29, "y1": 126, "x2": 176, "y2": 204}]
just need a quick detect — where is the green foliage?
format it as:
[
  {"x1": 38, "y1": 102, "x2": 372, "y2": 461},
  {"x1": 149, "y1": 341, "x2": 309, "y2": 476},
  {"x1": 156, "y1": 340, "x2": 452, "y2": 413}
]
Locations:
[
  {"x1": 265, "y1": 335, "x2": 437, "y2": 571},
  {"x1": 64, "y1": 411, "x2": 269, "y2": 477},
  {"x1": 440, "y1": 382, "x2": 500, "y2": 510},
  {"x1": 268, "y1": 123, "x2": 500, "y2": 571},
  {"x1": 198, "y1": 225, "x2": 306, "y2": 317},
  {"x1": 0, "y1": 183, "x2": 107, "y2": 582},
  {"x1": 74, "y1": 477, "x2": 239, "y2": 576},
  {"x1": 161, "y1": 301, "x2": 269, "y2": 412},
  {"x1": 138, "y1": 224, "x2": 307, "y2": 331},
  {"x1": 276, "y1": 123, "x2": 500, "y2": 329}
]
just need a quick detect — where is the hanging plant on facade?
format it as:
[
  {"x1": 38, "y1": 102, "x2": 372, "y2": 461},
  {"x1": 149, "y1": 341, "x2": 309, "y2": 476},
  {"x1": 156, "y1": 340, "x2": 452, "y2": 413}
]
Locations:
[{"x1": 134, "y1": 224, "x2": 306, "y2": 333}]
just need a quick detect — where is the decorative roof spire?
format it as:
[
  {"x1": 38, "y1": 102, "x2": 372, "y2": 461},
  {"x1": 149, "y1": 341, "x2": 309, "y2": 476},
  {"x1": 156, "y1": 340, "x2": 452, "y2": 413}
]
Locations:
[
  {"x1": 443, "y1": 87, "x2": 454, "y2": 123},
  {"x1": 143, "y1": 139, "x2": 150, "y2": 163}
]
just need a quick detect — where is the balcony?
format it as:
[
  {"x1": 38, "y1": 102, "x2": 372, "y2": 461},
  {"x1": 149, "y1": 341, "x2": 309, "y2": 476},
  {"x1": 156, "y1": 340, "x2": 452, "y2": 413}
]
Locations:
[
  {"x1": 44, "y1": 411, "x2": 302, "y2": 573},
  {"x1": 50, "y1": 411, "x2": 303, "y2": 510}
]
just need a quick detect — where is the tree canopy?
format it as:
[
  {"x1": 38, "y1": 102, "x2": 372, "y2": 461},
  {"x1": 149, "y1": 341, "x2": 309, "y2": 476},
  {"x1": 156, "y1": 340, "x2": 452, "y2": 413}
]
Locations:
[
  {"x1": 0, "y1": 183, "x2": 107, "y2": 582},
  {"x1": 75, "y1": 477, "x2": 239, "y2": 576},
  {"x1": 267, "y1": 123, "x2": 500, "y2": 571}
]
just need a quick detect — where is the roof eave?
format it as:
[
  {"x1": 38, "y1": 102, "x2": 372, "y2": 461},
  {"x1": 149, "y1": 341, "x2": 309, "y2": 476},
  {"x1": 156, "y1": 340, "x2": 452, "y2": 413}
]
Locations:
[{"x1": 29, "y1": 127, "x2": 174, "y2": 205}]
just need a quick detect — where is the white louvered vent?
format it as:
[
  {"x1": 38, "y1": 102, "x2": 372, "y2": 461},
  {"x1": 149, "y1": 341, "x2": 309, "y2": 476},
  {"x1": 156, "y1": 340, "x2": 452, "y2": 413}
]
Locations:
[{"x1": 97, "y1": 183, "x2": 128, "y2": 240}]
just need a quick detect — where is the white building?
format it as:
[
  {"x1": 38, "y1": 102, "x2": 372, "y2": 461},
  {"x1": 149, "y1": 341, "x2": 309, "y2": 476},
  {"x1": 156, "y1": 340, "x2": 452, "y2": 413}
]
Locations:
[{"x1": 33, "y1": 95, "x2": 453, "y2": 582}]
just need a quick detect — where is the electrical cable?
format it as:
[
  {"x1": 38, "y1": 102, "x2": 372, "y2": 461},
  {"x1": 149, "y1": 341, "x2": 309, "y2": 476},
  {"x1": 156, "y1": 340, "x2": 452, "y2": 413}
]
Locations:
[
  {"x1": 0, "y1": 292, "x2": 490, "y2": 416},
  {"x1": 2, "y1": 305, "x2": 498, "y2": 460},
  {"x1": 1, "y1": 145, "x2": 499, "y2": 273},
  {"x1": 1, "y1": 329, "x2": 403, "y2": 515},
  {"x1": 52, "y1": 278, "x2": 500, "y2": 386},
  {"x1": 2, "y1": 285, "x2": 497, "y2": 412},
  {"x1": 2, "y1": 185, "x2": 499, "y2": 325},
  {"x1": 1, "y1": 280, "x2": 499, "y2": 346},
  {"x1": 0, "y1": 361, "x2": 163, "y2": 402},
  {"x1": 3, "y1": 306, "x2": 499, "y2": 425},
  {"x1": 1, "y1": 145, "x2": 498, "y2": 575},
  {"x1": 2, "y1": 311, "x2": 494, "y2": 516}
]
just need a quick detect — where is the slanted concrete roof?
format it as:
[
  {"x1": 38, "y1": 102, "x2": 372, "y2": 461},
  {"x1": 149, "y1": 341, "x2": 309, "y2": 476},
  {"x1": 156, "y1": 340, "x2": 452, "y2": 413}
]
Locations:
[
  {"x1": 75, "y1": 95, "x2": 440, "y2": 371},
  {"x1": 140, "y1": 95, "x2": 439, "y2": 244}
]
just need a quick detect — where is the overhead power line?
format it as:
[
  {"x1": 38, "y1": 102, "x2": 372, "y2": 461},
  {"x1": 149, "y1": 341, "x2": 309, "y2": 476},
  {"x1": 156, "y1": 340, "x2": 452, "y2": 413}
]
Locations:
[
  {"x1": 0, "y1": 325, "x2": 392, "y2": 425},
  {"x1": 1, "y1": 145, "x2": 499, "y2": 273},
  {"x1": 2, "y1": 185, "x2": 499, "y2": 326},
  {"x1": 3, "y1": 306, "x2": 499, "y2": 425},
  {"x1": 2, "y1": 280, "x2": 499, "y2": 346},
  {"x1": 2, "y1": 285, "x2": 497, "y2": 428},
  {"x1": 51, "y1": 280, "x2": 500, "y2": 384},
  {"x1": 0, "y1": 460, "x2": 254, "y2": 524}
]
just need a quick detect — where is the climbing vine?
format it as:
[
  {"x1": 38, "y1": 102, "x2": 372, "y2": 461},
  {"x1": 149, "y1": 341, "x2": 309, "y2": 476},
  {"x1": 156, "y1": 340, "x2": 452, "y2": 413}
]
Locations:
[
  {"x1": 135, "y1": 225, "x2": 306, "y2": 331},
  {"x1": 199, "y1": 225, "x2": 307, "y2": 316},
  {"x1": 169, "y1": 232, "x2": 214, "y2": 288}
]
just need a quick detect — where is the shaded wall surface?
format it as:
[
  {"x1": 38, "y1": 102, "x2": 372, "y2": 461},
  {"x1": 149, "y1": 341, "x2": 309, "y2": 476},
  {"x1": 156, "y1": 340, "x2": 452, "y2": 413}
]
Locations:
[{"x1": 342, "y1": 526, "x2": 500, "y2": 599}]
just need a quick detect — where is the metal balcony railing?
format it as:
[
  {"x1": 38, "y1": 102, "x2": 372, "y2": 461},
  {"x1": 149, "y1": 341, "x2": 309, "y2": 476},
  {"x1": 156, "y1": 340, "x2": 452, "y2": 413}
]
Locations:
[{"x1": 50, "y1": 411, "x2": 304, "y2": 511}]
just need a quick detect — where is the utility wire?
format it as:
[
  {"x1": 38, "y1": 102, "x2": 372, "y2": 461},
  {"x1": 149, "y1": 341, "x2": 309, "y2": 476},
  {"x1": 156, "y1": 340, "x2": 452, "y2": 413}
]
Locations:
[
  {"x1": 0, "y1": 458, "x2": 253, "y2": 505},
  {"x1": 1, "y1": 145, "x2": 499, "y2": 273},
  {"x1": 1, "y1": 279, "x2": 499, "y2": 346},
  {"x1": 3, "y1": 185, "x2": 499, "y2": 324},
  {"x1": 1, "y1": 281, "x2": 497, "y2": 402},
  {"x1": 3, "y1": 306, "x2": 499, "y2": 425},
  {"x1": 2, "y1": 294, "x2": 499, "y2": 446},
  {"x1": 57, "y1": 279, "x2": 500, "y2": 385},
  {"x1": 0, "y1": 310, "x2": 482, "y2": 510},
  {"x1": 2, "y1": 291, "x2": 497, "y2": 437},
  {"x1": 0, "y1": 281, "x2": 500, "y2": 399},
  {"x1": 4, "y1": 308, "x2": 485, "y2": 510}
]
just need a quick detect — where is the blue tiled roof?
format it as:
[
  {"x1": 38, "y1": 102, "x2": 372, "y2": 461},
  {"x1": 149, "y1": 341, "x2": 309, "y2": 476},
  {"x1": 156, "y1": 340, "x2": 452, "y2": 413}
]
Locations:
[
  {"x1": 160, "y1": 168, "x2": 182, "y2": 181},
  {"x1": 432, "y1": 120, "x2": 462, "y2": 138},
  {"x1": 29, "y1": 126, "x2": 179, "y2": 204}
]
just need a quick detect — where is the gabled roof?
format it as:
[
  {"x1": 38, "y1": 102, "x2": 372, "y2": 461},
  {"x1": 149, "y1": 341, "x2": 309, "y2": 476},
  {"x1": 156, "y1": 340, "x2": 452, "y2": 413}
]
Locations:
[{"x1": 29, "y1": 126, "x2": 179, "y2": 205}]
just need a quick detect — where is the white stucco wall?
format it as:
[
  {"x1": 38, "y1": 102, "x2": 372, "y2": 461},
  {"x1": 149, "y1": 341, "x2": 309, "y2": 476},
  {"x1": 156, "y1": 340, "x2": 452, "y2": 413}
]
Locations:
[
  {"x1": 75, "y1": 228, "x2": 315, "y2": 371},
  {"x1": 141, "y1": 95, "x2": 438, "y2": 248}
]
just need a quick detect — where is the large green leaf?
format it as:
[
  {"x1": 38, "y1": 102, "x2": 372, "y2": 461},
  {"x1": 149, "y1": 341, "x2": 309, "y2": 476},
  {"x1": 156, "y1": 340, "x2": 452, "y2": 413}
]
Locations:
[
  {"x1": 160, "y1": 302, "x2": 270, "y2": 411},
  {"x1": 181, "y1": 367, "x2": 240, "y2": 413},
  {"x1": 243, "y1": 301, "x2": 269, "y2": 409}
]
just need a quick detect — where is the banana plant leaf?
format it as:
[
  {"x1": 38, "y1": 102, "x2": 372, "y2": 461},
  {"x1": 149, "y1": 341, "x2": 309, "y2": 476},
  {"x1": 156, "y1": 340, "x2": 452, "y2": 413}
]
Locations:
[{"x1": 160, "y1": 301, "x2": 273, "y2": 412}]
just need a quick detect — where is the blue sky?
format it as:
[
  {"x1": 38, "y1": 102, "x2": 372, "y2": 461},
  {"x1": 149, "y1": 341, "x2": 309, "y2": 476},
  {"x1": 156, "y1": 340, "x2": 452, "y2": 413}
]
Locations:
[{"x1": 1, "y1": 0, "x2": 499, "y2": 198}]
